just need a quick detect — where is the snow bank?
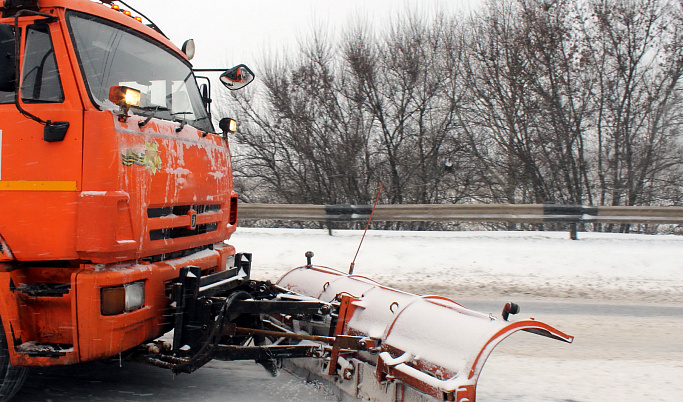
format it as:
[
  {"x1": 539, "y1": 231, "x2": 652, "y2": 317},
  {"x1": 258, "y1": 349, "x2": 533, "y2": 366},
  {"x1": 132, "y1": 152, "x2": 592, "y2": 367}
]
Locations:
[{"x1": 230, "y1": 228, "x2": 683, "y2": 304}]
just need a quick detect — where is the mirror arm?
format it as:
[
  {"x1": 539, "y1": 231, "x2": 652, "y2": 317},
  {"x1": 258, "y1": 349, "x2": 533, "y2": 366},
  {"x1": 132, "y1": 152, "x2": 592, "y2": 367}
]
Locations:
[
  {"x1": 196, "y1": 65, "x2": 255, "y2": 90},
  {"x1": 192, "y1": 69, "x2": 229, "y2": 73}
]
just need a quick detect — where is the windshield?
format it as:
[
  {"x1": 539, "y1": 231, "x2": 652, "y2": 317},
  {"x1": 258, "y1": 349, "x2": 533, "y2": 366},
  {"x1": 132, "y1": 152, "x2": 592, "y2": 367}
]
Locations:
[{"x1": 67, "y1": 12, "x2": 212, "y2": 132}]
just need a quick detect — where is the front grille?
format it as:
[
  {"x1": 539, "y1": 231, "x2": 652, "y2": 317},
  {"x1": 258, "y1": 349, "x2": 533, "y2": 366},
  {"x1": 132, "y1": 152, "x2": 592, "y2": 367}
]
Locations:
[
  {"x1": 147, "y1": 204, "x2": 221, "y2": 218},
  {"x1": 149, "y1": 222, "x2": 218, "y2": 241},
  {"x1": 142, "y1": 245, "x2": 213, "y2": 263}
]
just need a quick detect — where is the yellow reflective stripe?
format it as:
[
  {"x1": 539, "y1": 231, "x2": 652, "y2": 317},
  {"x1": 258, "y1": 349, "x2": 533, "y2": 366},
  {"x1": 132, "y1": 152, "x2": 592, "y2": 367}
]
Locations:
[{"x1": 0, "y1": 181, "x2": 78, "y2": 191}]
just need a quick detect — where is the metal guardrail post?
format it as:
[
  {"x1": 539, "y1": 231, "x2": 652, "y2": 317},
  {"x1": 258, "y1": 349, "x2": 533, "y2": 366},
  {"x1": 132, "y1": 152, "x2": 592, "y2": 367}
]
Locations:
[{"x1": 570, "y1": 223, "x2": 578, "y2": 240}]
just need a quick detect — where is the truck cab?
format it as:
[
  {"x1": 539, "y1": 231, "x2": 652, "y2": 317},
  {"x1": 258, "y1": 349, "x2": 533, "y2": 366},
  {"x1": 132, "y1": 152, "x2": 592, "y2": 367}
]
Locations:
[{"x1": 0, "y1": 0, "x2": 249, "y2": 376}]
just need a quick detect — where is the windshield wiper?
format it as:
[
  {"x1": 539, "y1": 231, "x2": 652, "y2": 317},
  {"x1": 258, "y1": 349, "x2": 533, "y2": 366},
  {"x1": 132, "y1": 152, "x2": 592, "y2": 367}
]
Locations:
[
  {"x1": 135, "y1": 106, "x2": 170, "y2": 128},
  {"x1": 174, "y1": 117, "x2": 187, "y2": 133},
  {"x1": 133, "y1": 105, "x2": 170, "y2": 112}
]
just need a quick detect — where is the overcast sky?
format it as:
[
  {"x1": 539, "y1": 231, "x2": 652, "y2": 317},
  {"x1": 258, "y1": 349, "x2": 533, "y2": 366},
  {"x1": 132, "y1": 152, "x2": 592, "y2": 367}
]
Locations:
[{"x1": 130, "y1": 0, "x2": 481, "y2": 71}]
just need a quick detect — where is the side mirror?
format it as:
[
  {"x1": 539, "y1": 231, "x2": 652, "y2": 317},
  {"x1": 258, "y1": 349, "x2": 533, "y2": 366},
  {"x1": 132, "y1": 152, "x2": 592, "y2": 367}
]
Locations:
[
  {"x1": 200, "y1": 83, "x2": 211, "y2": 108},
  {"x1": 220, "y1": 64, "x2": 255, "y2": 91}
]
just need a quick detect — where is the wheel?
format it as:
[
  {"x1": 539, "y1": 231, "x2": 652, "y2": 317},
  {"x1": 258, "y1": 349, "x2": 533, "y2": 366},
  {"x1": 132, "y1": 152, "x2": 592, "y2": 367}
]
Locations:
[{"x1": 0, "y1": 320, "x2": 28, "y2": 401}]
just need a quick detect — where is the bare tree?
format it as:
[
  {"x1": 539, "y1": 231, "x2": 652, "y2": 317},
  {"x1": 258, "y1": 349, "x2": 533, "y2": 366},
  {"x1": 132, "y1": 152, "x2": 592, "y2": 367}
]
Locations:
[
  {"x1": 216, "y1": 0, "x2": 683, "y2": 233},
  {"x1": 343, "y1": 12, "x2": 474, "y2": 207},
  {"x1": 584, "y1": 0, "x2": 683, "y2": 211},
  {"x1": 224, "y1": 30, "x2": 377, "y2": 206},
  {"x1": 459, "y1": 0, "x2": 550, "y2": 204}
]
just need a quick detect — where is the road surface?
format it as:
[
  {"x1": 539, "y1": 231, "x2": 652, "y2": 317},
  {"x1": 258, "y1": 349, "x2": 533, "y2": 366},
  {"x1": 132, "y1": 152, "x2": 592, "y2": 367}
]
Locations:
[{"x1": 13, "y1": 301, "x2": 683, "y2": 402}]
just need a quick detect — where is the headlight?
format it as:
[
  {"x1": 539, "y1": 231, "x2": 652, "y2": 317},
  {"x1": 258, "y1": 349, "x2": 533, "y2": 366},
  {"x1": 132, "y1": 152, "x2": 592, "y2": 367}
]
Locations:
[
  {"x1": 219, "y1": 117, "x2": 237, "y2": 134},
  {"x1": 101, "y1": 281, "x2": 146, "y2": 315}
]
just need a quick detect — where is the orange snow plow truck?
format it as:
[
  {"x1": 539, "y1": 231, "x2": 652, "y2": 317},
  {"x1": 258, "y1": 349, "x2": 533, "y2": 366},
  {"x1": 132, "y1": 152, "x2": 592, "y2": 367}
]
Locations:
[{"x1": 0, "y1": 1, "x2": 573, "y2": 400}]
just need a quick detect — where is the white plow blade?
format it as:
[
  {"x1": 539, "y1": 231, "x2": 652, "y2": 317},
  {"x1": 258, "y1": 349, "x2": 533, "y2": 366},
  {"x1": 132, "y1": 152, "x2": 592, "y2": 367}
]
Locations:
[{"x1": 278, "y1": 266, "x2": 573, "y2": 402}]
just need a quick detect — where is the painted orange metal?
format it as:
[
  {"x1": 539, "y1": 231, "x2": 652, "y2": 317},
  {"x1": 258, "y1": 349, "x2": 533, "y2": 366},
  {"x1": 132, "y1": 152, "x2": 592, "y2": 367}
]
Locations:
[
  {"x1": 77, "y1": 111, "x2": 236, "y2": 262},
  {"x1": 0, "y1": 10, "x2": 84, "y2": 261},
  {"x1": 74, "y1": 244, "x2": 234, "y2": 363},
  {"x1": 327, "y1": 294, "x2": 359, "y2": 375},
  {"x1": 0, "y1": 0, "x2": 238, "y2": 368},
  {"x1": 0, "y1": 243, "x2": 235, "y2": 367}
]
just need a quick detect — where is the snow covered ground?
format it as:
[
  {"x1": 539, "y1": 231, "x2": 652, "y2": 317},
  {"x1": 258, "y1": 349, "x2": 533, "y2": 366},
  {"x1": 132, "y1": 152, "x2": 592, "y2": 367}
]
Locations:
[
  {"x1": 230, "y1": 228, "x2": 683, "y2": 402},
  {"x1": 231, "y1": 228, "x2": 683, "y2": 305}
]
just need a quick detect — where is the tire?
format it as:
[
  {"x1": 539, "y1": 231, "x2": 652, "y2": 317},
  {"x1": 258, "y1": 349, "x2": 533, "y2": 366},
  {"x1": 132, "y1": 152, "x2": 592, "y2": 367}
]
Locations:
[{"x1": 0, "y1": 320, "x2": 28, "y2": 401}]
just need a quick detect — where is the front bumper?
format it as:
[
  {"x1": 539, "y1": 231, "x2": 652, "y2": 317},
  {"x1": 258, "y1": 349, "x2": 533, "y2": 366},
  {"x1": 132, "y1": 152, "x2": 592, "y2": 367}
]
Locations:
[{"x1": 6, "y1": 243, "x2": 237, "y2": 367}]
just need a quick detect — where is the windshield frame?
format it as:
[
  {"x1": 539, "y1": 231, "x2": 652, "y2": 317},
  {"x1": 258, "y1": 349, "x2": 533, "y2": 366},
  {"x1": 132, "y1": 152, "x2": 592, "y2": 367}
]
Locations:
[{"x1": 65, "y1": 11, "x2": 214, "y2": 133}]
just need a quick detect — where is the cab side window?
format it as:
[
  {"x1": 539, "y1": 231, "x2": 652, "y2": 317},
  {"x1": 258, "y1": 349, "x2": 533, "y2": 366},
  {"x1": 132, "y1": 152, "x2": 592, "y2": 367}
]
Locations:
[
  {"x1": 20, "y1": 24, "x2": 64, "y2": 103},
  {"x1": 0, "y1": 23, "x2": 15, "y2": 104}
]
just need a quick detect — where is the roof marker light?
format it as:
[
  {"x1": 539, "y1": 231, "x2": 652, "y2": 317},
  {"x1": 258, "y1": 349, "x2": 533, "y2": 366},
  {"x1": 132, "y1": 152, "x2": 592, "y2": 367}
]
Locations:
[
  {"x1": 122, "y1": 10, "x2": 131, "y2": 16},
  {"x1": 111, "y1": 4, "x2": 120, "y2": 10}
]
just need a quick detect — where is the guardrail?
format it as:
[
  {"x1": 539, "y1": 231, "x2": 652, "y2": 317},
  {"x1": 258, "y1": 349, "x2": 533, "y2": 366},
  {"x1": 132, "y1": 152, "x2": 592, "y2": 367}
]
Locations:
[
  {"x1": 237, "y1": 203, "x2": 683, "y2": 239},
  {"x1": 238, "y1": 203, "x2": 683, "y2": 224}
]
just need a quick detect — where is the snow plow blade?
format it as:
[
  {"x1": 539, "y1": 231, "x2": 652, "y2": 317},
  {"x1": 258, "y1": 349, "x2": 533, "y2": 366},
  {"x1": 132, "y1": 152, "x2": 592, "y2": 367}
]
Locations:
[
  {"x1": 277, "y1": 265, "x2": 574, "y2": 402},
  {"x1": 137, "y1": 261, "x2": 572, "y2": 402}
]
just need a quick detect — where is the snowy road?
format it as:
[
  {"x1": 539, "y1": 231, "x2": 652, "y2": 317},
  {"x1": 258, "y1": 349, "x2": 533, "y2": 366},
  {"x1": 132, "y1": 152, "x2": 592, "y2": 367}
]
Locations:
[
  {"x1": 13, "y1": 229, "x2": 683, "y2": 401},
  {"x1": 14, "y1": 360, "x2": 342, "y2": 401},
  {"x1": 464, "y1": 301, "x2": 683, "y2": 401},
  {"x1": 14, "y1": 301, "x2": 683, "y2": 402}
]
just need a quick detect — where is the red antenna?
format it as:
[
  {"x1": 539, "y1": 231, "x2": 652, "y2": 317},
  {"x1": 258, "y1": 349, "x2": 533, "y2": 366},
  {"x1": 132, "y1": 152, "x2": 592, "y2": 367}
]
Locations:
[{"x1": 349, "y1": 183, "x2": 382, "y2": 275}]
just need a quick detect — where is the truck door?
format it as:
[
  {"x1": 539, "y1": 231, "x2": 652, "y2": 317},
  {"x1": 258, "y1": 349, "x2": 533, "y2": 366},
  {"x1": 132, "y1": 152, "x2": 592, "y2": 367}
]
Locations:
[{"x1": 0, "y1": 18, "x2": 83, "y2": 260}]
